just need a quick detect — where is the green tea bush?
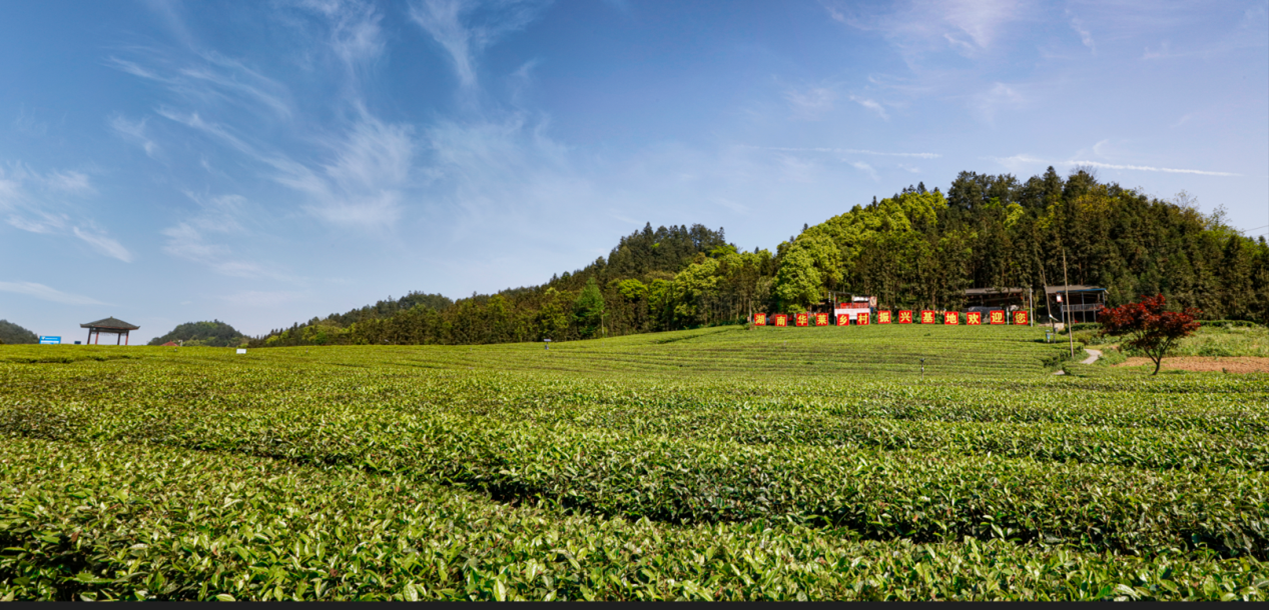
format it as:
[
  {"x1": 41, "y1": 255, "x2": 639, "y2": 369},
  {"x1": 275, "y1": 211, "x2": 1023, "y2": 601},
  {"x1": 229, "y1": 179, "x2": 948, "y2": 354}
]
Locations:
[
  {"x1": 3, "y1": 438, "x2": 1266, "y2": 601},
  {"x1": 1, "y1": 328, "x2": 1266, "y2": 600}
]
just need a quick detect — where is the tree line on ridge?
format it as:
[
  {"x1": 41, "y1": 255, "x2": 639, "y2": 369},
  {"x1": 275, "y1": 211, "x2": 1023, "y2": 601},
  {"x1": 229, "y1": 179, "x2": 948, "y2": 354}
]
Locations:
[{"x1": 250, "y1": 167, "x2": 1269, "y2": 347}]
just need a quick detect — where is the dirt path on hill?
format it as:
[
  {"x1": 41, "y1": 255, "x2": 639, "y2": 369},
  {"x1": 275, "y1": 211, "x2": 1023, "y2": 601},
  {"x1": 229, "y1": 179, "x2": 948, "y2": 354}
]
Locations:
[
  {"x1": 1114, "y1": 357, "x2": 1269, "y2": 374},
  {"x1": 1054, "y1": 349, "x2": 1101, "y2": 375}
]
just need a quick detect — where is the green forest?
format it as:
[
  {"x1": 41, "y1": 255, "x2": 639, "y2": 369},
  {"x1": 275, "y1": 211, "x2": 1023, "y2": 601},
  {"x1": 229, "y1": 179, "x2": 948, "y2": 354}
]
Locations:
[
  {"x1": 252, "y1": 167, "x2": 1269, "y2": 348},
  {"x1": 0, "y1": 320, "x2": 38, "y2": 345},
  {"x1": 148, "y1": 320, "x2": 248, "y2": 347}
]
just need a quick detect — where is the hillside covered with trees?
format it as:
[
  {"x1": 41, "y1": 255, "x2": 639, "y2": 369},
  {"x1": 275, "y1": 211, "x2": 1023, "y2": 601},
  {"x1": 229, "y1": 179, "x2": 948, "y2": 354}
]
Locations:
[
  {"x1": 252, "y1": 167, "x2": 1269, "y2": 347},
  {"x1": 148, "y1": 321, "x2": 248, "y2": 347},
  {"x1": 0, "y1": 320, "x2": 39, "y2": 345}
]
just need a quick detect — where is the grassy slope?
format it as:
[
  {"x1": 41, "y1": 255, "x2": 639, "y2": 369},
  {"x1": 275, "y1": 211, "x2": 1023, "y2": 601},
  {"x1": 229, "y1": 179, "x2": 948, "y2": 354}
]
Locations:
[
  {"x1": 2, "y1": 326, "x2": 1268, "y2": 600},
  {"x1": 2, "y1": 324, "x2": 1072, "y2": 376}
]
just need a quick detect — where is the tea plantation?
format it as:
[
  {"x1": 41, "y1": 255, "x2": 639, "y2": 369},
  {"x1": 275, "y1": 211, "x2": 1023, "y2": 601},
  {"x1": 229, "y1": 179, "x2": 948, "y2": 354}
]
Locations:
[{"x1": 2, "y1": 325, "x2": 1267, "y2": 600}]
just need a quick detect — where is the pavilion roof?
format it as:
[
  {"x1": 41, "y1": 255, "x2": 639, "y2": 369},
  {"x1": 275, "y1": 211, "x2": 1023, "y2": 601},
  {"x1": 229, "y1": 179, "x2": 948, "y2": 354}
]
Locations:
[{"x1": 80, "y1": 317, "x2": 140, "y2": 330}]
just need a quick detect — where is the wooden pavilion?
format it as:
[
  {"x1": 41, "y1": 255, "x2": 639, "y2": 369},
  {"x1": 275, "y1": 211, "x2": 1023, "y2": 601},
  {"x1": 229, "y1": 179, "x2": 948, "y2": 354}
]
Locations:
[{"x1": 81, "y1": 317, "x2": 140, "y2": 345}]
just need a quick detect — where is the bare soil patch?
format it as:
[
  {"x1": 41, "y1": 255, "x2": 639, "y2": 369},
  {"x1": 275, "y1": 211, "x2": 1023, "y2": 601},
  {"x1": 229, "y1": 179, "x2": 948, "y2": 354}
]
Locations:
[{"x1": 1115, "y1": 356, "x2": 1269, "y2": 374}]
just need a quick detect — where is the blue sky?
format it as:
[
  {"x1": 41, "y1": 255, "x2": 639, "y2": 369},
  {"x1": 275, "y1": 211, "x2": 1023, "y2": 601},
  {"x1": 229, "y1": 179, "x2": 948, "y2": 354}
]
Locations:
[{"x1": 2, "y1": 0, "x2": 1266, "y2": 343}]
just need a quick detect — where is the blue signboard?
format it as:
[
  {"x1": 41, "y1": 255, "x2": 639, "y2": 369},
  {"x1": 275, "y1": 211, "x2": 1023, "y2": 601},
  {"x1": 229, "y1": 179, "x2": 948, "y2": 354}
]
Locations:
[{"x1": 39, "y1": 336, "x2": 61, "y2": 345}]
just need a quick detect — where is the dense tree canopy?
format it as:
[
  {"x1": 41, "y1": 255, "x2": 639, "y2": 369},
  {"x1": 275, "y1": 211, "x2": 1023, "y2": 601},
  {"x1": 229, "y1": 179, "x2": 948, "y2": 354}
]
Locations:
[
  {"x1": 148, "y1": 320, "x2": 247, "y2": 347},
  {"x1": 251, "y1": 169, "x2": 1269, "y2": 348},
  {"x1": 0, "y1": 320, "x2": 39, "y2": 345}
]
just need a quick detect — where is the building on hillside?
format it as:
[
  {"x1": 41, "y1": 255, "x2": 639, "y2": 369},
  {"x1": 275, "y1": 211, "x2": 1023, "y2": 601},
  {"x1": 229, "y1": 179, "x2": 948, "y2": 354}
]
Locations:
[
  {"x1": 964, "y1": 287, "x2": 1033, "y2": 315},
  {"x1": 1044, "y1": 285, "x2": 1106, "y2": 324},
  {"x1": 80, "y1": 317, "x2": 140, "y2": 345}
]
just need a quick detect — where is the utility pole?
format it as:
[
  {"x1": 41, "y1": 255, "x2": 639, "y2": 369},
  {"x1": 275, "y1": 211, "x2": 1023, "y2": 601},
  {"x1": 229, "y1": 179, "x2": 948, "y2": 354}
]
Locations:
[
  {"x1": 1062, "y1": 248, "x2": 1074, "y2": 359},
  {"x1": 1028, "y1": 286, "x2": 1034, "y2": 327}
]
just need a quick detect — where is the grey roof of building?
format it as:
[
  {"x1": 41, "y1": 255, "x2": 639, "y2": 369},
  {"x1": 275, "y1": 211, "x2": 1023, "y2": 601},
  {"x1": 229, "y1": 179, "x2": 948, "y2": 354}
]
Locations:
[
  {"x1": 1044, "y1": 285, "x2": 1105, "y2": 294},
  {"x1": 80, "y1": 317, "x2": 140, "y2": 330},
  {"x1": 964, "y1": 287, "x2": 1026, "y2": 295}
]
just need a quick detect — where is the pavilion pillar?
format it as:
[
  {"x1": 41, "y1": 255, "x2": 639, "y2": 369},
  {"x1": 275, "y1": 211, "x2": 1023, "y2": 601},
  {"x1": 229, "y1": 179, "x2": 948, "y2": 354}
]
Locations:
[{"x1": 125, "y1": 331, "x2": 129, "y2": 346}]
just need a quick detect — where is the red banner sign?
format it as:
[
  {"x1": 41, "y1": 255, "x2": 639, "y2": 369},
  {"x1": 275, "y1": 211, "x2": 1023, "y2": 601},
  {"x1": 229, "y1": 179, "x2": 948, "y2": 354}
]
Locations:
[
  {"x1": 921, "y1": 310, "x2": 936, "y2": 324},
  {"x1": 989, "y1": 310, "x2": 1006, "y2": 325},
  {"x1": 944, "y1": 311, "x2": 959, "y2": 325},
  {"x1": 795, "y1": 313, "x2": 809, "y2": 327},
  {"x1": 898, "y1": 310, "x2": 913, "y2": 324},
  {"x1": 857, "y1": 312, "x2": 870, "y2": 325},
  {"x1": 753, "y1": 313, "x2": 766, "y2": 326},
  {"x1": 815, "y1": 313, "x2": 829, "y2": 326},
  {"x1": 967, "y1": 312, "x2": 982, "y2": 325},
  {"x1": 877, "y1": 310, "x2": 892, "y2": 324},
  {"x1": 837, "y1": 314, "x2": 849, "y2": 326},
  {"x1": 774, "y1": 314, "x2": 788, "y2": 327},
  {"x1": 1013, "y1": 311, "x2": 1029, "y2": 325}
]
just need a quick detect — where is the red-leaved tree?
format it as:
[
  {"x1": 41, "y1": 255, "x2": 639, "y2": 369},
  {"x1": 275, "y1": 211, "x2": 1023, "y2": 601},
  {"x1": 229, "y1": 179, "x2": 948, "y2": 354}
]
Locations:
[{"x1": 1098, "y1": 294, "x2": 1201, "y2": 375}]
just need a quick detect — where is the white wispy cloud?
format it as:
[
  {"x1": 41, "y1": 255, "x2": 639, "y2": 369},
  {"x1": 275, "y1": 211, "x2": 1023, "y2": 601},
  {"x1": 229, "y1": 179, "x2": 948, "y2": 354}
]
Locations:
[
  {"x1": 72, "y1": 227, "x2": 134, "y2": 262},
  {"x1": 940, "y1": 0, "x2": 1022, "y2": 51},
  {"x1": 125, "y1": 1, "x2": 414, "y2": 234},
  {"x1": 0, "y1": 164, "x2": 130, "y2": 261},
  {"x1": 987, "y1": 154, "x2": 1240, "y2": 177},
  {"x1": 0, "y1": 281, "x2": 109, "y2": 306},
  {"x1": 107, "y1": 52, "x2": 292, "y2": 118},
  {"x1": 972, "y1": 82, "x2": 1024, "y2": 122},
  {"x1": 712, "y1": 197, "x2": 749, "y2": 214},
  {"x1": 786, "y1": 86, "x2": 836, "y2": 120},
  {"x1": 758, "y1": 146, "x2": 940, "y2": 159},
  {"x1": 156, "y1": 104, "x2": 414, "y2": 230},
  {"x1": 831, "y1": 0, "x2": 1027, "y2": 61},
  {"x1": 423, "y1": 113, "x2": 593, "y2": 242},
  {"x1": 848, "y1": 95, "x2": 888, "y2": 120},
  {"x1": 850, "y1": 161, "x2": 879, "y2": 181},
  {"x1": 6, "y1": 210, "x2": 68, "y2": 234},
  {"x1": 158, "y1": 192, "x2": 295, "y2": 280},
  {"x1": 1069, "y1": 160, "x2": 1240, "y2": 177},
  {"x1": 217, "y1": 290, "x2": 307, "y2": 308},
  {"x1": 45, "y1": 170, "x2": 93, "y2": 194},
  {"x1": 298, "y1": 0, "x2": 386, "y2": 67},
  {"x1": 110, "y1": 115, "x2": 160, "y2": 158},
  {"x1": 409, "y1": 0, "x2": 550, "y2": 92},
  {"x1": 1068, "y1": 14, "x2": 1095, "y2": 53},
  {"x1": 271, "y1": 114, "x2": 416, "y2": 229},
  {"x1": 155, "y1": 108, "x2": 256, "y2": 156}
]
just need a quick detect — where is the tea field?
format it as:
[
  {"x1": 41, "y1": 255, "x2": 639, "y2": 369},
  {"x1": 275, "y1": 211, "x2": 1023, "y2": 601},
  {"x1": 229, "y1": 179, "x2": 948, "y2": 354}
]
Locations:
[{"x1": 2, "y1": 325, "x2": 1267, "y2": 600}]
